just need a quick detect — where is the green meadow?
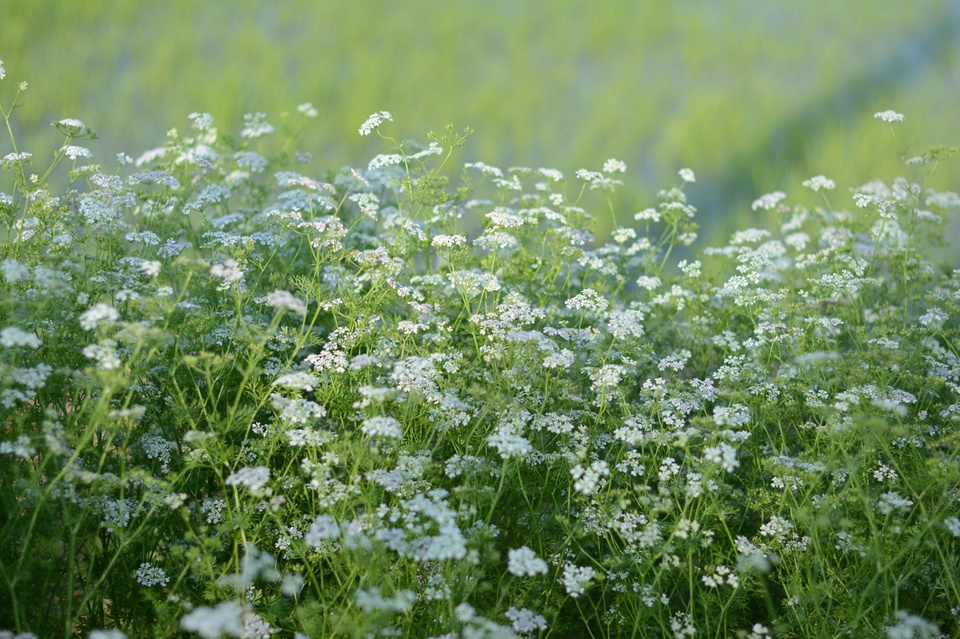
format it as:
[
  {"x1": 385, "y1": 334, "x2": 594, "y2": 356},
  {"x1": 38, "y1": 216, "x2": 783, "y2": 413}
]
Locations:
[{"x1": 4, "y1": 0, "x2": 959, "y2": 238}]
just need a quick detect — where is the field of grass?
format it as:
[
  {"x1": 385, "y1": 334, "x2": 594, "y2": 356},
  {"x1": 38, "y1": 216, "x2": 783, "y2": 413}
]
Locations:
[{"x1": 4, "y1": 0, "x2": 960, "y2": 239}]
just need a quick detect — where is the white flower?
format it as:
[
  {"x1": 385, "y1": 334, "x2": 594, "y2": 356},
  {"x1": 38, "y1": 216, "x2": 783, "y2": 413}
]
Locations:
[
  {"x1": 874, "y1": 110, "x2": 905, "y2": 123},
  {"x1": 919, "y1": 307, "x2": 947, "y2": 326},
  {"x1": 603, "y1": 158, "x2": 627, "y2": 173},
  {"x1": 752, "y1": 191, "x2": 786, "y2": 211},
  {"x1": 306, "y1": 514, "x2": 341, "y2": 546},
  {"x1": 79, "y1": 303, "x2": 120, "y2": 330},
  {"x1": 298, "y1": 102, "x2": 319, "y2": 118},
  {"x1": 62, "y1": 145, "x2": 92, "y2": 160},
  {"x1": 210, "y1": 259, "x2": 244, "y2": 286},
  {"x1": 505, "y1": 607, "x2": 548, "y2": 633},
  {"x1": 188, "y1": 112, "x2": 214, "y2": 130},
  {"x1": 487, "y1": 429, "x2": 532, "y2": 459},
  {"x1": 240, "y1": 112, "x2": 274, "y2": 139},
  {"x1": 635, "y1": 275, "x2": 662, "y2": 291},
  {"x1": 570, "y1": 460, "x2": 610, "y2": 495},
  {"x1": 507, "y1": 546, "x2": 548, "y2": 577},
  {"x1": 271, "y1": 371, "x2": 319, "y2": 391},
  {"x1": 355, "y1": 587, "x2": 416, "y2": 613},
  {"x1": 0, "y1": 59, "x2": 5, "y2": 80},
  {"x1": 565, "y1": 288, "x2": 608, "y2": 312},
  {"x1": 179, "y1": 601, "x2": 246, "y2": 639},
  {"x1": 88, "y1": 630, "x2": 128, "y2": 639},
  {"x1": 55, "y1": 118, "x2": 87, "y2": 136},
  {"x1": 678, "y1": 167, "x2": 696, "y2": 183},
  {"x1": 135, "y1": 562, "x2": 169, "y2": 587},
  {"x1": 885, "y1": 610, "x2": 939, "y2": 639},
  {"x1": 432, "y1": 234, "x2": 467, "y2": 248},
  {"x1": 361, "y1": 415, "x2": 403, "y2": 439},
  {"x1": 225, "y1": 466, "x2": 271, "y2": 494},
  {"x1": 0, "y1": 327, "x2": 42, "y2": 349},
  {"x1": 803, "y1": 175, "x2": 836, "y2": 192},
  {"x1": 359, "y1": 111, "x2": 393, "y2": 136},
  {"x1": 877, "y1": 491, "x2": 914, "y2": 515},
  {"x1": 944, "y1": 516, "x2": 960, "y2": 538},
  {"x1": 140, "y1": 260, "x2": 162, "y2": 277},
  {"x1": 560, "y1": 563, "x2": 596, "y2": 597},
  {"x1": 265, "y1": 290, "x2": 307, "y2": 316},
  {"x1": 82, "y1": 343, "x2": 121, "y2": 369}
]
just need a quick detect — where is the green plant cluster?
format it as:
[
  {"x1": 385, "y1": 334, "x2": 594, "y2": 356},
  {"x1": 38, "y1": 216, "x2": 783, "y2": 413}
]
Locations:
[{"x1": 1, "y1": 64, "x2": 959, "y2": 639}]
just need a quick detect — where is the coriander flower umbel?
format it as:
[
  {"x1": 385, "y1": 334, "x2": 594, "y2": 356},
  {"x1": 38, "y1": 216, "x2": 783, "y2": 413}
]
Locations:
[
  {"x1": 874, "y1": 110, "x2": 905, "y2": 123},
  {"x1": 507, "y1": 546, "x2": 548, "y2": 577},
  {"x1": 54, "y1": 118, "x2": 88, "y2": 136},
  {"x1": 225, "y1": 466, "x2": 271, "y2": 494},
  {"x1": 802, "y1": 175, "x2": 835, "y2": 192},
  {"x1": 361, "y1": 415, "x2": 403, "y2": 439},
  {"x1": 0, "y1": 327, "x2": 42, "y2": 349},
  {"x1": 298, "y1": 102, "x2": 319, "y2": 118},
  {"x1": 561, "y1": 563, "x2": 596, "y2": 597},
  {"x1": 179, "y1": 601, "x2": 247, "y2": 639},
  {"x1": 603, "y1": 158, "x2": 627, "y2": 173},
  {"x1": 0, "y1": 59, "x2": 5, "y2": 80},
  {"x1": 359, "y1": 111, "x2": 393, "y2": 136},
  {"x1": 678, "y1": 167, "x2": 696, "y2": 183},
  {"x1": 265, "y1": 289, "x2": 307, "y2": 316},
  {"x1": 79, "y1": 303, "x2": 120, "y2": 330}
]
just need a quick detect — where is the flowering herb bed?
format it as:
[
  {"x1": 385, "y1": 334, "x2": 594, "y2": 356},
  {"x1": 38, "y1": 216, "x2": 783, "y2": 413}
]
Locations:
[{"x1": 1, "y1": 61, "x2": 959, "y2": 639}]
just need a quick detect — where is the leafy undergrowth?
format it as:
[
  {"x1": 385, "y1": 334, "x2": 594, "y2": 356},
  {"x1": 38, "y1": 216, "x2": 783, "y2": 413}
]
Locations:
[{"x1": 1, "y1": 63, "x2": 959, "y2": 639}]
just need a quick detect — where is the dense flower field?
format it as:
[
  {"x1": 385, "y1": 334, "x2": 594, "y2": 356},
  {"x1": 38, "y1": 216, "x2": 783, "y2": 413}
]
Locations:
[{"x1": 1, "y1": 60, "x2": 959, "y2": 638}]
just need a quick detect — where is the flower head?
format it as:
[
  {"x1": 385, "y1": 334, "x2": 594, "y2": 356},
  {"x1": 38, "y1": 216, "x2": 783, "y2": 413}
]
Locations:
[
  {"x1": 507, "y1": 546, "x2": 548, "y2": 577},
  {"x1": 359, "y1": 111, "x2": 393, "y2": 136},
  {"x1": 874, "y1": 110, "x2": 905, "y2": 123}
]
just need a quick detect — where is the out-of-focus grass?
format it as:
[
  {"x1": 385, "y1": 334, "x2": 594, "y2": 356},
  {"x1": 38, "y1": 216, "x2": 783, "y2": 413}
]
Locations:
[{"x1": 3, "y1": 0, "x2": 959, "y2": 241}]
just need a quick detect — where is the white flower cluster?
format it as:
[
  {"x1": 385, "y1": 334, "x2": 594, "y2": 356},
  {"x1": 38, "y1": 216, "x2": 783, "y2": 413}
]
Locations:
[
  {"x1": 135, "y1": 562, "x2": 169, "y2": 587},
  {"x1": 565, "y1": 288, "x2": 608, "y2": 312},
  {"x1": 704, "y1": 442, "x2": 740, "y2": 473},
  {"x1": 265, "y1": 289, "x2": 307, "y2": 316},
  {"x1": 79, "y1": 303, "x2": 120, "y2": 330},
  {"x1": 358, "y1": 111, "x2": 393, "y2": 136},
  {"x1": 355, "y1": 587, "x2": 416, "y2": 613},
  {"x1": 271, "y1": 371, "x2": 319, "y2": 391},
  {"x1": 358, "y1": 413, "x2": 404, "y2": 439},
  {"x1": 270, "y1": 393, "x2": 326, "y2": 424},
  {"x1": 560, "y1": 563, "x2": 596, "y2": 597},
  {"x1": 504, "y1": 607, "x2": 548, "y2": 633},
  {"x1": 179, "y1": 601, "x2": 246, "y2": 639},
  {"x1": 225, "y1": 466, "x2": 271, "y2": 494},
  {"x1": 570, "y1": 460, "x2": 610, "y2": 495},
  {"x1": 305, "y1": 514, "x2": 340, "y2": 547},
  {"x1": 0, "y1": 327, "x2": 41, "y2": 349},
  {"x1": 431, "y1": 234, "x2": 467, "y2": 248},
  {"x1": 752, "y1": 190, "x2": 787, "y2": 211},
  {"x1": 874, "y1": 110, "x2": 905, "y2": 123},
  {"x1": 802, "y1": 175, "x2": 836, "y2": 192},
  {"x1": 877, "y1": 491, "x2": 914, "y2": 515},
  {"x1": 506, "y1": 546, "x2": 548, "y2": 577}
]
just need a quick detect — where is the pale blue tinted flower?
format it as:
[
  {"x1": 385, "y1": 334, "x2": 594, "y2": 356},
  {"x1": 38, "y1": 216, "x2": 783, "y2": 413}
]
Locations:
[
  {"x1": 188, "y1": 112, "x2": 214, "y2": 130},
  {"x1": 240, "y1": 112, "x2": 274, "y2": 139}
]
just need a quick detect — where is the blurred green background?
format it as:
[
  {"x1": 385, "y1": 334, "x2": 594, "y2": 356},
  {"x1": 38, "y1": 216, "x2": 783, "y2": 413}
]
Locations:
[{"x1": 3, "y1": 0, "x2": 959, "y2": 241}]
